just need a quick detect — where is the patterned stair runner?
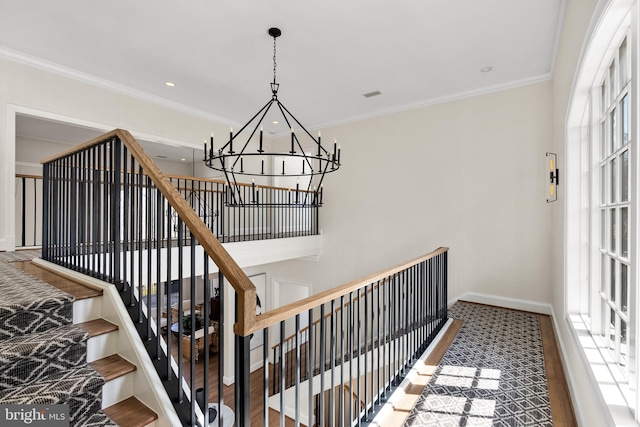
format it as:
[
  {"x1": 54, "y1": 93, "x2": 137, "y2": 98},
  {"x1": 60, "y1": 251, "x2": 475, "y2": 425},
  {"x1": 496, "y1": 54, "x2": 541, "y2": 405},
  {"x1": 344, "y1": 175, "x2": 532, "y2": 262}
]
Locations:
[{"x1": 0, "y1": 252, "x2": 116, "y2": 426}]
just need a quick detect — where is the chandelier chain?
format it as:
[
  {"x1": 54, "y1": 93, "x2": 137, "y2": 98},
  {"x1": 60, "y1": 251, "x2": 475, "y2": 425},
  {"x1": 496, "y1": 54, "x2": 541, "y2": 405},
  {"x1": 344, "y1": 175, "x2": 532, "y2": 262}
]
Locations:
[{"x1": 273, "y1": 35, "x2": 277, "y2": 84}]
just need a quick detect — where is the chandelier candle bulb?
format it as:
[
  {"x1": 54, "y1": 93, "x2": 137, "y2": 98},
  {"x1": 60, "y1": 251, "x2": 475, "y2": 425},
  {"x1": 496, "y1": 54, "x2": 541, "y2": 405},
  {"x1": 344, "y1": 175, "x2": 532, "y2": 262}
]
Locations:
[{"x1": 210, "y1": 134, "x2": 214, "y2": 159}]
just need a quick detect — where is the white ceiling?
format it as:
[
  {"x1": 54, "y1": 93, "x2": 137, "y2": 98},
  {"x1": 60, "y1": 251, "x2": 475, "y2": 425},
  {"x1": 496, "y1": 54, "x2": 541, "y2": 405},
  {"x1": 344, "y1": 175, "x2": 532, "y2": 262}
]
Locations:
[{"x1": 2, "y1": 0, "x2": 564, "y2": 160}]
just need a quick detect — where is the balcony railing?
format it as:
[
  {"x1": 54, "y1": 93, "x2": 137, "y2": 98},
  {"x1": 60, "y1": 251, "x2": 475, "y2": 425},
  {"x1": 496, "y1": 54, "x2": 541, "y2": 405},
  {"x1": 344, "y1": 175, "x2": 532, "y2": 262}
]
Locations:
[
  {"x1": 249, "y1": 247, "x2": 449, "y2": 426},
  {"x1": 41, "y1": 129, "x2": 449, "y2": 426},
  {"x1": 15, "y1": 174, "x2": 43, "y2": 248}
]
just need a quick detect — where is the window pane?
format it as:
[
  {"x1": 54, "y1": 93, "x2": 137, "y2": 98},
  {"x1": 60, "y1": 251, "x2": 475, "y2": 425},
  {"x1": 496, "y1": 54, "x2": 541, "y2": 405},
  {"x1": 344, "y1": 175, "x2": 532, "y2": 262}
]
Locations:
[
  {"x1": 621, "y1": 263, "x2": 628, "y2": 314},
  {"x1": 621, "y1": 150, "x2": 629, "y2": 202},
  {"x1": 611, "y1": 109, "x2": 617, "y2": 153},
  {"x1": 611, "y1": 208, "x2": 617, "y2": 253},
  {"x1": 611, "y1": 259, "x2": 616, "y2": 302},
  {"x1": 600, "y1": 165, "x2": 607, "y2": 205},
  {"x1": 622, "y1": 95, "x2": 629, "y2": 145},
  {"x1": 601, "y1": 254, "x2": 607, "y2": 293},
  {"x1": 602, "y1": 83, "x2": 607, "y2": 113},
  {"x1": 601, "y1": 165, "x2": 606, "y2": 204},
  {"x1": 621, "y1": 321, "x2": 627, "y2": 367},
  {"x1": 601, "y1": 209, "x2": 606, "y2": 248},
  {"x1": 610, "y1": 308, "x2": 616, "y2": 351},
  {"x1": 601, "y1": 121, "x2": 607, "y2": 160},
  {"x1": 610, "y1": 62, "x2": 616, "y2": 102},
  {"x1": 611, "y1": 158, "x2": 617, "y2": 203},
  {"x1": 621, "y1": 207, "x2": 628, "y2": 258},
  {"x1": 620, "y1": 38, "x2": 628, "y2": 86}
]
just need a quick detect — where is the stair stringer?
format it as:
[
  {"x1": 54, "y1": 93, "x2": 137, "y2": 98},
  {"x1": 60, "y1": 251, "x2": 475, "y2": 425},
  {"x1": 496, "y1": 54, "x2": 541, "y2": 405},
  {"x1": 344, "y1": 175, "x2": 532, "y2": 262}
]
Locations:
[{"x1": 33, "y1": 258, "x2": 181, "y2": 427}]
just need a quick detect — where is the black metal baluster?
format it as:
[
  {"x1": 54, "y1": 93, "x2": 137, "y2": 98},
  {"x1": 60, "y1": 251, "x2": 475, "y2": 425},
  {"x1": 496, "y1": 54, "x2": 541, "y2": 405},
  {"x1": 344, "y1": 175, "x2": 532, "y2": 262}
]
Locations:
[
  {"x1": 339, "y1": 295, "x2": 345, "y2": 427},
  {"x1": 263, "y1": 327, "x2": 269, "y2": 427},
  {"x1": 329, "y1": 299, "x2": 336, "y2": 425},
  {"x1": 218, "y1": 271, "x2": 225, "y2": 423},
  {"x1": 295, "y1": 314, "x2": 301, "y2": 427},
  {"x1": 319, "y1": 304, "x2": 326, "y2": 427},
  {"x1": 307, "y1": 308, "x2": 314, "y2": 427},
  {"x1": 279, "y1": 320, "x2": 285, "y2": 427}
]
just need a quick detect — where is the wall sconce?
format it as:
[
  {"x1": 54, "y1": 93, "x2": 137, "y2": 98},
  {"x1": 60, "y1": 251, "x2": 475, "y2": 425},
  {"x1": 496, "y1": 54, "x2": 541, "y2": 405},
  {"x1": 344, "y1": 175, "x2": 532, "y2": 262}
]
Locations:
[{"x1": 546, "y1": 152, "x2": 559, "y2": 203}]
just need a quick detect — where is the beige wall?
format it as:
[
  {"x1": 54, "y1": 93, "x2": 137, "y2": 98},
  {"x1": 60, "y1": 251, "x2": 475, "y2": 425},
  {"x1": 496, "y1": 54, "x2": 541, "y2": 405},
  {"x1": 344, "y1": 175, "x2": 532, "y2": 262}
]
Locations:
[{"x1": 270, "y1": 81, "x2": 554, "y2": 305}]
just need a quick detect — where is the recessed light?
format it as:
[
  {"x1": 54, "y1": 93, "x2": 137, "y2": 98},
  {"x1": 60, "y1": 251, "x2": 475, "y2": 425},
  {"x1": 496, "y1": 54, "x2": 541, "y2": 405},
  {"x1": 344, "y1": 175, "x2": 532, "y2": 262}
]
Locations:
[
  {"x1": 272, "y1": 120, "x2": 279, "y2": 124},
  {"x1": 363, "y1": 90, "x2": 382, "y2": 98},
  {"x1": 165, "y1": 81, "x2": 176, "y2": 87},
  {"x1": 480, "y1": 66, "x2": 493, "y2": 73},
  {"x1": 180, "y1": 158, "x2": 186, "y2": 161}
]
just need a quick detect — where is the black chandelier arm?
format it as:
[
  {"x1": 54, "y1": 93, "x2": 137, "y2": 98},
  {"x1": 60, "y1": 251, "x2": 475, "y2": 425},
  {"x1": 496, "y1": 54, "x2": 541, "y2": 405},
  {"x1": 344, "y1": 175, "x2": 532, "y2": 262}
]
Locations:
[
  {"x1": 277, "y1": 101, "x2": 332, "y2": 159},
  {"x1": 229, "y1": 100, "x2": 277, "y2": 172},
  {"x1": 218, "y1": 98, "x2": 274, "y2": 154}
]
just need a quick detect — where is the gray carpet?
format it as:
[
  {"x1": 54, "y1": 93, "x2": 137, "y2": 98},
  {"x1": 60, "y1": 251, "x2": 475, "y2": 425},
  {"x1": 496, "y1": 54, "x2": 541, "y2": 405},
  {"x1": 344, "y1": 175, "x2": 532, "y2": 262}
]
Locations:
[{"x1": 403, "y1": 302, "x2": 552, "y2": 427}]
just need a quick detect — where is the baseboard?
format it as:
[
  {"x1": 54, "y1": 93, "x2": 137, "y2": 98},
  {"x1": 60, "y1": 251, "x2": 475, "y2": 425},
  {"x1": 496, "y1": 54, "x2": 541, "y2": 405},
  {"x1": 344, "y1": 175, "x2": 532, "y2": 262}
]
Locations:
[
  {"x1": 548, "y1": 306, "x2": 589, "y2": 427},
  {"x1": 450, "y1": 292, "x2": 553, "y2": 315},
  {"x1": 223, "y1": 375, "x2": 234, "y2": 386}
]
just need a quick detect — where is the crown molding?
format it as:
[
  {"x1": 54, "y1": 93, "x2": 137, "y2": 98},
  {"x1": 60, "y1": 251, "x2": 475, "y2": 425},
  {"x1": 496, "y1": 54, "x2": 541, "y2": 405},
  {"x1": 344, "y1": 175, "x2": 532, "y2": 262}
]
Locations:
[
  {"x1": 0, "y1": 47, "x2": 240, "y2": 128},
  {"x1": 313, "y1": 72, "x2": 553, "y2": 131}
]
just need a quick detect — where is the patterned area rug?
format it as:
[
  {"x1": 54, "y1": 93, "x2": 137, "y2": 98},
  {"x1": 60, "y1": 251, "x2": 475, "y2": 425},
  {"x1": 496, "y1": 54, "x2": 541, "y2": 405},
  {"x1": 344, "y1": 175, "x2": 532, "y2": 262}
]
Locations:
[{"x1": 403, "y1": 302, "x2": 552, "y2": 427}]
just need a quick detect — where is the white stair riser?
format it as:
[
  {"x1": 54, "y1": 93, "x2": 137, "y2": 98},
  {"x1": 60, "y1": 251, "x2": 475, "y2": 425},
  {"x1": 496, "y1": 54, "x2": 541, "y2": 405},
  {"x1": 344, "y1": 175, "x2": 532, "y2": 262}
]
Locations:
[
  {"x1": 73, "y1": 297, "x2": 102, "y2": 323},
  {"x1": 101, "y1": 372, "x2": 134, "y2": 409},
  {"x1": 86, "y1": 331, "x2": 118, "y2": 362}
]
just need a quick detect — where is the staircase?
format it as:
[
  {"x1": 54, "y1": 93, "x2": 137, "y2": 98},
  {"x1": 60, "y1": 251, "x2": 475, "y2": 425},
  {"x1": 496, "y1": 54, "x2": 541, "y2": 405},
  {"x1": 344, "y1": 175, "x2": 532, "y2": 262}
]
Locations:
[{"x1": 0, "y1": 251, "x2": 158, "y2": 427}]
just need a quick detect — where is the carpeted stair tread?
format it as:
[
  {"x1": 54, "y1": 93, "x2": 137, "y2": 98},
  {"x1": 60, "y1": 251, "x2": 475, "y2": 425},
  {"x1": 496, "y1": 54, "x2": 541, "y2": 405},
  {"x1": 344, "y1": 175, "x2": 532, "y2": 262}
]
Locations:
[
  {"x1": 0, "y1": 262, "x2": 74, "y2": 339},
  {"x1": 0, "y1": 324, "x2": 89, "y2": 389},
  {"x1": 12, "y1": 261, "x2": 103, "y2": 301},
  {"x1": 73, "y1": 410, "x2": 118, "y2": 427},
  {"x1": 0, "y1": 365, "x2": 105, "y2": 422}
]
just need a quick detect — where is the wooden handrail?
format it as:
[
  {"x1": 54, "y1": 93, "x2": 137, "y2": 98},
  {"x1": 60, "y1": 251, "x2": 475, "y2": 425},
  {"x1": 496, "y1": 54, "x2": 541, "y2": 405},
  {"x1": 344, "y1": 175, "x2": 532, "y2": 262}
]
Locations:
[
  {"x1": 41, "y1": 129, "x2": 257, "y2": 335},
  {"x1": 271, "y1": 280, "x2": 389, "y2": 350},
  {"x1": 16, "y1": 174, "x2": 43, "y2": 180},
  {"x1": 251, "y1": 247, "x2": 448, "y2": 335}
]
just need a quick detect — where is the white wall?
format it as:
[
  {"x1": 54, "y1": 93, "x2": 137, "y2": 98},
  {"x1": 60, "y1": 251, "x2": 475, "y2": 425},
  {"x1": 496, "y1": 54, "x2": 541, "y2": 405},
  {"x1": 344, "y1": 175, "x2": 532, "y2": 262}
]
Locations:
[
  {"x1": 0, "y1": 56, "x2": 235, "y2": 250},
  {"x1": 269, "y1": 81, "x2": 553, "y2": 305}
]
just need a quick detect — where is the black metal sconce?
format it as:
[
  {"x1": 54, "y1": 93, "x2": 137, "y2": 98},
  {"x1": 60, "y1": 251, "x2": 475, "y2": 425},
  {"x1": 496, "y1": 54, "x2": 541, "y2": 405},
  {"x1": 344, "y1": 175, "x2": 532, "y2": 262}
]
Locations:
[{"x1": 546, "y1": 152, "x2": 559, "y2": 203}]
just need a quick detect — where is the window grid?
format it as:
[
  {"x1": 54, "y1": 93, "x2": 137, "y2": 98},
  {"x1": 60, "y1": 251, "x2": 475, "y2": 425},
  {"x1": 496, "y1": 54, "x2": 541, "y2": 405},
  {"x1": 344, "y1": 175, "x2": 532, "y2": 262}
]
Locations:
[{"x1": 598, "y1": 36, "x2": 631, "y2": 372}]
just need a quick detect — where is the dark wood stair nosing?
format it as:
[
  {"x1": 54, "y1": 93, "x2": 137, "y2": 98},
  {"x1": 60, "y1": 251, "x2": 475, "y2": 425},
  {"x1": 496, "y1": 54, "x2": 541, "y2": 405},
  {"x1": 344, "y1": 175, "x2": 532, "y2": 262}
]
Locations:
[
  {"x1": 89, "y1": 353, "x2": 137, "y2": 382},
  {"x1": 76, "y1": 318, "x2": 119, "y2": 338},
  {"x1": 103, "y1": 396, "x2": 158, "y2": 427}
]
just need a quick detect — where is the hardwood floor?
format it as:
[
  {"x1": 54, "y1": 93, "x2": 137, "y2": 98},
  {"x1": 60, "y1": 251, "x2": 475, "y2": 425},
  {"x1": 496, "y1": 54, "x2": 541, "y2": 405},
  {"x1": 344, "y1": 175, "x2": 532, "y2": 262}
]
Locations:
[{"x1": 166, "y1": 333, "x2": 297, "y2": 426}]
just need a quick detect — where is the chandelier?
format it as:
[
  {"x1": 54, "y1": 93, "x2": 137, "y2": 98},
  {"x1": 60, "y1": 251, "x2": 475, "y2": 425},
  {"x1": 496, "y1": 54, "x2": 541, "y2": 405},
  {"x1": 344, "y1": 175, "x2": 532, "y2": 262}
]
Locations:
[{"x1": 203, "y1": 27, "x2": 341, "y2": 206}]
